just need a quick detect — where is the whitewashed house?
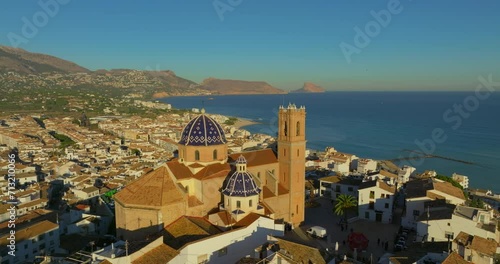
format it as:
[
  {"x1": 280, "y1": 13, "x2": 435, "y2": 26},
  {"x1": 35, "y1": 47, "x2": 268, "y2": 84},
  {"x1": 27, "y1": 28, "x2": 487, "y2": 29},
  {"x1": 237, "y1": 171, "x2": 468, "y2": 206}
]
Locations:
[
  {"x1": 358, "y1": 180, "x2": 396, "y2": 223},
  {"x1": 452, "y1": 232, "x2": 499, "y2": 264},
  {"x1": 401, "y1": 178, "x2": 466, "y2": 229},
  {"x1": 452, "y1": 173, "x2": 469, "y2": 189},
  {"x1": 319, "y1": 175, "x2": 362, "y2": 201},
  {"x1": 417, "y1": 202, "x2": 497, "y2": 242}
]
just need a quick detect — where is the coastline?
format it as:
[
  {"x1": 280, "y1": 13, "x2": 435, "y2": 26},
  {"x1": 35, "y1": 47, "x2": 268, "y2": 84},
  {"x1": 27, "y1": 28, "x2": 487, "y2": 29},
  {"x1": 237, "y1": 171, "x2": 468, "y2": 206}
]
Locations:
[{"x1": 232, "y1": 117, "x2": 260, "y2": 129}]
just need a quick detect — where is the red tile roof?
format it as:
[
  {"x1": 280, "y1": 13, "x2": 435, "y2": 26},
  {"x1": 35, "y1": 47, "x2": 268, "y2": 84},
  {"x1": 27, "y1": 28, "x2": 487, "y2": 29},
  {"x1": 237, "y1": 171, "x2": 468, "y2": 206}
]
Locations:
[{"x1": 114, "y1": 166, "x2": 185, "y2": 207}]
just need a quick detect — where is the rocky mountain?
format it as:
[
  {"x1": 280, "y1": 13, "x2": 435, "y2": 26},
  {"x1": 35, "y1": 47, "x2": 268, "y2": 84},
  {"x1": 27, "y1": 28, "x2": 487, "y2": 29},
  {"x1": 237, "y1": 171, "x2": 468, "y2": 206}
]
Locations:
[
  {"x1": 0, "y1": 45, "x2": 89, "y2": 74},
  {"x1": 201, "y1": 78, "x2": 286, "y2": 95},
  {"x1": 290, "y1": 82, "x2": 326, "y2": 93}
]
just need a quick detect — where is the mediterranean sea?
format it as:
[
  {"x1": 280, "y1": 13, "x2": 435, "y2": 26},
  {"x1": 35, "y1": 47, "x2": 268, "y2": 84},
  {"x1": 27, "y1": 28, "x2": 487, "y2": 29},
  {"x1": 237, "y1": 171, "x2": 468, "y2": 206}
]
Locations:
[{"x1": 161, "y1": 92, "x2": 500, "y2": 193}]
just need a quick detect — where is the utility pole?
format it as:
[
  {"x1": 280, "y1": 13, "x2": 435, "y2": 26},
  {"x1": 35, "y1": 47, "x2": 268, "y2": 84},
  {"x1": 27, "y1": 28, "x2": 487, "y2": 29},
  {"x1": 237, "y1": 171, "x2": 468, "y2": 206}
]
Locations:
[{"x1": 125, "y1": 240, "x2": 129, "y2": 256}]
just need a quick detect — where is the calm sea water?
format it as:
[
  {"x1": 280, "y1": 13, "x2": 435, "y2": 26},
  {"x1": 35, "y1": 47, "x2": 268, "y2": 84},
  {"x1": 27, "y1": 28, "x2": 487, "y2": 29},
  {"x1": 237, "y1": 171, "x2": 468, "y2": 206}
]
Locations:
[{"x1": 161, "y1": 92, "x2": 500, "y2": 193}]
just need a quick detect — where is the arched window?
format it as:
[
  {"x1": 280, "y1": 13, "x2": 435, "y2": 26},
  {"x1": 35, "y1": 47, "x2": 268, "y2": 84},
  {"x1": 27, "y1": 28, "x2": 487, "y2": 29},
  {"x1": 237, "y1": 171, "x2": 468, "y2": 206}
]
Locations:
[
  {"x1": 236, "y1": 201, "x2": 241, "y2": 208},
  {"x1": 213, "y1": 149, "x2": 218, "y2": 160},
  {"x1": 249, "y1": 200, "x2": 253, "y2": 207},
  {"x1": 284, "y1": 148, "x2": 286, "y2": 157},
  {"x1": 297, "y1": 149, "x2": 299, "y2": 157},
  {"x1": 296, "y1": 121, "x2": 300, "y2": 136},
  {"x1": 284, "y1": 121, "x2": 288, "y2": 136},
  {"x1": 195, "y1": 150, "x2": 200, "y2": 161}
]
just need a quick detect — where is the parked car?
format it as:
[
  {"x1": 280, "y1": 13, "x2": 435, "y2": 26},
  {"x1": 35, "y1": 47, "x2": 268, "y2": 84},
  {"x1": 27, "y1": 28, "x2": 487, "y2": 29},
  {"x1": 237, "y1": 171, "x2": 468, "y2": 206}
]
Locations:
[{"x1": 306, "y1": 226, "x2": 327, "y2": 238}]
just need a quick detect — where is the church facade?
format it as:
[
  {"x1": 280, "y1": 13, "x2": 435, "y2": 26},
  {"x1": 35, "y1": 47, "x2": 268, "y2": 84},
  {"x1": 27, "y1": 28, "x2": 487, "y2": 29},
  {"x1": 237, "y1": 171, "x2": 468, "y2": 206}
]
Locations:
[{"x1": 114, "y1": 104, "x2": 306, "y2": 241}]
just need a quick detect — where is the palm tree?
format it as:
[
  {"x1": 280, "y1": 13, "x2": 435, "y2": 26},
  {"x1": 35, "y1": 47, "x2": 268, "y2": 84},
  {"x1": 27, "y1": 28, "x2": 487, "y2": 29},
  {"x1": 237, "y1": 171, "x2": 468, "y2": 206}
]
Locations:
[{"x1": 333, "y1": 194, "x2": 357, "y2": 221}]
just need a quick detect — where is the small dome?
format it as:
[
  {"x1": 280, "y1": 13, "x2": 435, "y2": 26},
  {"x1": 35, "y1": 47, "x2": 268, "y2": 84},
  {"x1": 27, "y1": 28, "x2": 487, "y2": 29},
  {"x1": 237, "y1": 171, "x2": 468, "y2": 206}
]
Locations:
[
  {"x1": 178, "y1": 112, "x2": 227, "y2": 146},
  {"x1": 235, "y1": 155, "x2": 247, "y2": 164},
  {"x1": 222, "y1": 170, "x2": 260, "y2": 197}
]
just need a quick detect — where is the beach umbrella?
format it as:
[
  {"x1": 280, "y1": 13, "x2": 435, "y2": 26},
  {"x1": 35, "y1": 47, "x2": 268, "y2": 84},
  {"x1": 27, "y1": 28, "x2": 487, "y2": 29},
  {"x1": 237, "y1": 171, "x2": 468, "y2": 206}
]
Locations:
[
  {"x1": 335, "y1": 242, "x2": 339, "y2": 252},
  {"x1": 348, "y1": 232, "x2": 369, "y2": 251}
]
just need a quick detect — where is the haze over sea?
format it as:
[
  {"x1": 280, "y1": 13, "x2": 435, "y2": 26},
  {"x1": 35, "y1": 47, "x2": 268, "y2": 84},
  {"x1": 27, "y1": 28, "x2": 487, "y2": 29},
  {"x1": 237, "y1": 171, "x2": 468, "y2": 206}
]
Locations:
[{"x1": 161, "y1": 92, "x2": 500, "y2": 193}]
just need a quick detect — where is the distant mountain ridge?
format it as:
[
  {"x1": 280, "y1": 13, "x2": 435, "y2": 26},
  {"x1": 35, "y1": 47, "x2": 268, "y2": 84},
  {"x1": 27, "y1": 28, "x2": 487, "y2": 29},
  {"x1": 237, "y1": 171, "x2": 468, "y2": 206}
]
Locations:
[
  {"x1": 0, "y1": 45, "x2": 319, "y2": 97},
  {"x1": 290, "y1": 82, "x2": 326, "y2": 93},
  {"x1": 0, "y1": 46, "x2": 89, "y2": 74},
  {"x1": 201, "y1": 78, "x2": 286, "y2": 95}
]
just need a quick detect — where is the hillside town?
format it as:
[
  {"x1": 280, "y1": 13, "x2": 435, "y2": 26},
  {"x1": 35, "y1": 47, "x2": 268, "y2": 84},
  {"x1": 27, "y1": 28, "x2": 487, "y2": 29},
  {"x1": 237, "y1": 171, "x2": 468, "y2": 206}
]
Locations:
[{"x1": 0, "y1": 104, "x2": 499, "y2": 264}]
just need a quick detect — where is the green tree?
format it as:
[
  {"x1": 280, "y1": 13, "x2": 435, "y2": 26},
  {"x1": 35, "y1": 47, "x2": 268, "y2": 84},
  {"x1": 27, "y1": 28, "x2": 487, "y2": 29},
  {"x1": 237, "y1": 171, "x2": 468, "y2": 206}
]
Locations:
[
  {"x1": 469, "y1": 198, "x2": 485, "y2": 209},
  {"x1": 333, "y1": 194, "x2": 357, "y2": 220}
]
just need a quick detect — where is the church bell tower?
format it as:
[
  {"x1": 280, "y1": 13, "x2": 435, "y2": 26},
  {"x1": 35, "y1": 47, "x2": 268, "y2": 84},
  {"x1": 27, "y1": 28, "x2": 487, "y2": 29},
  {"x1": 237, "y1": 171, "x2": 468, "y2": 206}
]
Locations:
[{"x1": 278, "y1": 103, "x2": 306, "y2": 227}]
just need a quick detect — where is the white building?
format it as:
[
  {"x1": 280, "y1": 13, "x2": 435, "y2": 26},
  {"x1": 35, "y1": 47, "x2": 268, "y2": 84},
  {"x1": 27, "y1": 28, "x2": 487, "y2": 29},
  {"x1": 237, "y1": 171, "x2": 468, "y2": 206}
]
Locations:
[
  {"x1": 452, "y1": 232, "x2": 499, "y2": 264},
  {"x1": 319, "y1": 175, "x2": 362, "y2": 201},
  {"x1": 0, "y1": 220, "x2": 60, "y2": 264},
  {"x1": 357, "y1": 159, "x2": 377, "y2": 173},
  {"x1": 452, "y1": 173, "x2": 469, "y2": 189},
  {"x1": 402, "y1": 178, "x2": 466, "y2": 229},
  {"x1": 417, "y1": 202, "x2": 497, "y2": 243},
  {"x1": 93, "y1": 214, "x2": 284, "y2": 264},
  {"x1": 358, "y1": 180, "x2": 396, "y2": 223},
  {"x1": 398, "y1": 165, "x2": 416, "y2": 184}
]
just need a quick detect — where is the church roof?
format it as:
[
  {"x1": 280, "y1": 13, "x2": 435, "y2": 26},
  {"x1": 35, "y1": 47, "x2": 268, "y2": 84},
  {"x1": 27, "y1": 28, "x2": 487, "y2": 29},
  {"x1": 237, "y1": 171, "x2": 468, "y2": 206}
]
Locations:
[
  {"x1": 114, "y1": 166, "x2": 184, "y2": 207},
  {"x1": 178, "y1": 113, "x2": 227, "y2": 146},
  {"x1": 222, "y1": 170, "x2": 261, "y2": 197},
  {"x1": 228, "y1": 148, "x2": 278, "y2": 167},
  {"x1": 167, "y1": 159, "x2": 231, "y2": 181}
]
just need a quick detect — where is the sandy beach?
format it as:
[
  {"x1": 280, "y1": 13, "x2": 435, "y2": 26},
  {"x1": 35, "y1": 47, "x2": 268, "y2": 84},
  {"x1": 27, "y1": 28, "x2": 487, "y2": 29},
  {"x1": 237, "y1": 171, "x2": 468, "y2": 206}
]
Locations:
[{"x1": 233, "y1": 117, "x2": 259, "y2": 129}]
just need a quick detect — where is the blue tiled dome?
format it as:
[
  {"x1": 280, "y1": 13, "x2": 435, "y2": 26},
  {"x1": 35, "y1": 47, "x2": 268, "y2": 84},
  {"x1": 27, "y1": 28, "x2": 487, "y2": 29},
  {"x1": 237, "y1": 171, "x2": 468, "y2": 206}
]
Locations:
[
  {"x1": 178, "y1": 112, "x2": 227, "y2": 146},
  {"x1": 222, "y1": 171, "x2": 261, "y2": 197}
]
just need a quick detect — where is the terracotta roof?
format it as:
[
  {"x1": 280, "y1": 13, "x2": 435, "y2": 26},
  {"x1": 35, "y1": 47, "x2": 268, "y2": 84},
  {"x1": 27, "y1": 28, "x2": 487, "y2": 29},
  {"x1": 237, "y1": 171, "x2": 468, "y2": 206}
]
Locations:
[
  {"x1": 215, "y1": 211, "x2": 233, "y2": 226},
  {"x1": 442, "y1": 252, "x2": 469, "y2": 264},
  {"x1": 164, "y1": 216, "x2": 222, "y2": 250},
  {"x1": 469, "y1": 234, "x2": 498, "y2": 256},
  {"x1": 272, "y1": 238, "x2": 326, "y2": 264},
  {"x1": 262, "y1": 186, "x2": 275, "y2": 199},
  {"x1": 132, "y1": 244, "x2": 178, "y2": 264},
  {"x1": 0, "y1": 220, "x2": 58, "y2": 245},
  {"x1": 277, "y1": 183, "x2": 289, "y2": 195},
  {"x1": 432, "y1": 181, "x2": 465, "y2": 200},
  {"x1": 114, "y1": 166, "x2": 185, "y2": 207},
  {"x1": 233, "y1": 213, "x2": 263, "y2": 227},
  {"x1": 378, "y1": 181, "x2": 396, "y2": 193},
  {"x1": 167, "y1": 160, "x2": 231, "y2": 181},
  {"x1": 320, "y1": 175, "x2": 341, "y2": 183},
  {"x1": 229, "y1": 149, "x2": 278, "y2": 167},
  {"x1": 379, "y1": 170, "x2": 398, "y2": 178},
  {"x1": 187, "y1": 196, "x2": 203, "y2": 207}
]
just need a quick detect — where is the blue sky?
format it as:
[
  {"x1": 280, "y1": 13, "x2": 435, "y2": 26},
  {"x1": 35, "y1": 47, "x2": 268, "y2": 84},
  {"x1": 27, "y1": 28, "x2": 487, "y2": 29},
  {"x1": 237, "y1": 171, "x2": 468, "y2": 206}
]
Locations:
[{"x1": 1, "y1": 0, "x2": 499, "y2": 91}]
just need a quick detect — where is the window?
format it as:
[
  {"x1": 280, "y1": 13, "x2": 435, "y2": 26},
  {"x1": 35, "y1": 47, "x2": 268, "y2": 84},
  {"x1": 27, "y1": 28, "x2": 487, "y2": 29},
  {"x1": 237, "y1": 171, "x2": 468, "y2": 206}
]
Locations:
[
  {"x1": 297, "y1": 149, "x2": 299, "y2": 157},
  {"x1": 236, "y1": 201, "x2": 241, "y2": 208},
  {"x1": 445, "y1": 231, "x2": 454, "y2": 239},
  {"x1": 369, "y1": 202, "x2": 375, "y2": 210},
  {"x1": 296, "y1": 121, "x2": 300, "y2": 136},
  {"x1": 321, "y1": 182, "x2": 331, "y2": 188},
  {"x1": 195, "y1": 150, "x2": 200, "y2": 161},
  {"x1": 365, "y1": 212, "x2": 370, "y2": 219},
  {"x1": 413, "y1": 210, "x2": 420, "y2": 216},
  {"x1": 369, "y1": 191, "x2": 375, "y2": 199},
  {"x1": 385, "y1": 203, "x2": 389, "y2": 209},
  {"x1": 39, "y1": 234, "x2": 45, "y2": 240},
  {"x1": 213, "y1": 149, "x2": 217, "y2": 160},
  {"x1": 348, "y1": 187, "x2": 353, "y2": 192},
  {"x1": 249, "y1": 200, "x2": 253, "y2": 207},
  {"x1": 335, "y1": 185, "x2": 341, "y2": 192},
  {"x1": 284, "y1": 121, "x2": 287, "y2": 136},
  {"x1": 218, "y1": 247, "x2": 228, "y2": 257}
]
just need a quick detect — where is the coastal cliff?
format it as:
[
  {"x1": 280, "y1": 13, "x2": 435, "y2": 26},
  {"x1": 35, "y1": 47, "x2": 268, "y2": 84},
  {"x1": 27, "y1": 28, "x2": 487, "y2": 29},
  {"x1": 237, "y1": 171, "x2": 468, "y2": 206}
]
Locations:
[
  {"x1": 201, "y1": 77, "x2": 286, "y2": 95},
  {"x1": 290, "y1": 82, "x2": 326, "y2": 93}
]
